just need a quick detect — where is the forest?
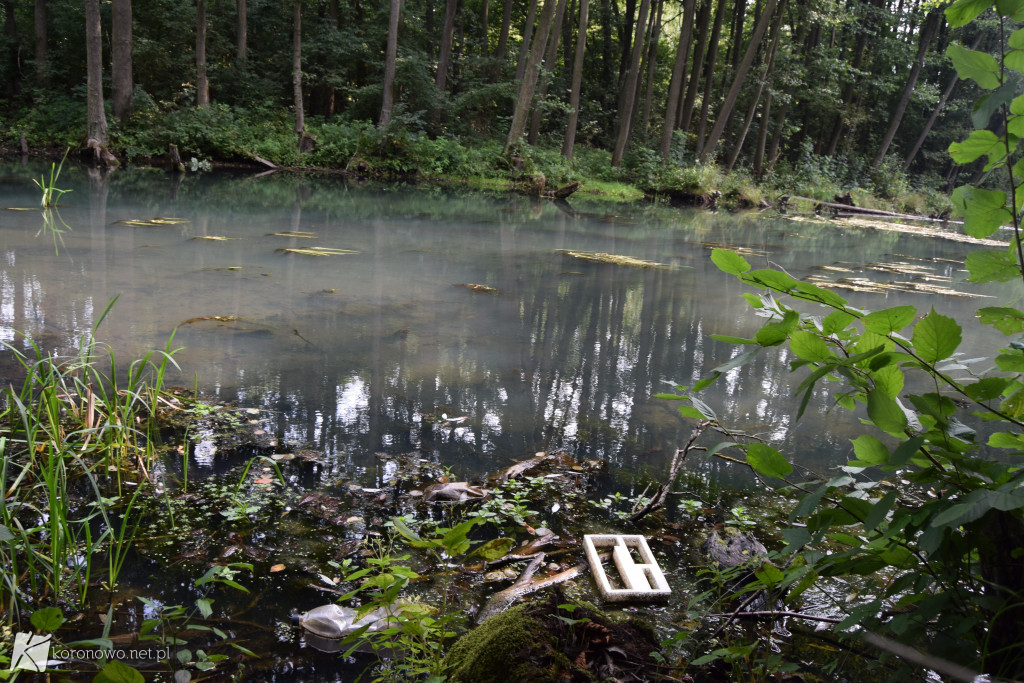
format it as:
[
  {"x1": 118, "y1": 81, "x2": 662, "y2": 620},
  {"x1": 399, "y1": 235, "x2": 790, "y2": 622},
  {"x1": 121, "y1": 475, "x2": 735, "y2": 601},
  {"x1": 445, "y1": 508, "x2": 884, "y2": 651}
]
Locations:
[{"x1": 0, "y1": 0, "x2": 994, "y2": 207}]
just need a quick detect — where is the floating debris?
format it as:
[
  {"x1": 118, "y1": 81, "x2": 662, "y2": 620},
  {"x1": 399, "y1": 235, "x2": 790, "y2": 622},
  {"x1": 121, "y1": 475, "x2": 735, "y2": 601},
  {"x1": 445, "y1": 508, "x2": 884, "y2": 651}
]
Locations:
[
  {"x1": 5, "y1": 207, "x2": 36, "y2": 211},
  {"x1": 267, "y1": 230, "x2": 317, "y2": 238},
  {"x1": 701, "y1": 243, "x2": 769, "y2": 258},
  {"x1": 558, "y1": 250, "x2": 665, "y2": 269},
  {"x1": 181, "y1": 315, "x2": 245, "y2": 324},
  {"x1": 804, "y1": 275, "x2": 991, "y2": 298},
  {"x1": 113, "y1": 217, "x2": 190, "y2": 227},
  {"x1": 782, "y1": 214, "x2": 1007, "y2": 247},
  {"x1": 453, "y1": 283, "x2": 498, "y2": 293},
  {"x1": 191, "y1": 235, "x2": 240, "y2": 241},
  {"x1": 276, "y1": 247, "x2": 359, "y2": 256}
]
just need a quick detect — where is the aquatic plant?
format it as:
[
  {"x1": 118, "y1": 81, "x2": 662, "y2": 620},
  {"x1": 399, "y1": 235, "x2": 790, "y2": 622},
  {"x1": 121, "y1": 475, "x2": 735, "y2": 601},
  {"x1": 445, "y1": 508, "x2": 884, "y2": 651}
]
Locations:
[
  {"x1": 31, "y1": 149, "x2": 71, "y2": 208},
  {"x1": 0, "y1": 299, "x2": 181, "y2": 619},
  {"x1": 338, "y1": 516, "x2": 513, "y2": 681}
]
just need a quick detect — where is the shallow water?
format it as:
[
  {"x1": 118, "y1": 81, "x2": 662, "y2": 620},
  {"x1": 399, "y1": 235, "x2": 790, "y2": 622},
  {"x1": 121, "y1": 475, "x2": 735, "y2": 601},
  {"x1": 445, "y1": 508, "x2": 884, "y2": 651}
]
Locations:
[{"x1": 0, "y1": 163, "x2": 1017, "y2": 679}]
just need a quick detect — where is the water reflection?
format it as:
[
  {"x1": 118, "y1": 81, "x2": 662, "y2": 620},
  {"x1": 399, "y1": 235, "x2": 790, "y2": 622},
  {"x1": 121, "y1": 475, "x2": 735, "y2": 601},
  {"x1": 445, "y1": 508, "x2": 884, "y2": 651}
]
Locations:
[{"x1": 0, "y1": 165, "x2": 1016, "y2": 490}]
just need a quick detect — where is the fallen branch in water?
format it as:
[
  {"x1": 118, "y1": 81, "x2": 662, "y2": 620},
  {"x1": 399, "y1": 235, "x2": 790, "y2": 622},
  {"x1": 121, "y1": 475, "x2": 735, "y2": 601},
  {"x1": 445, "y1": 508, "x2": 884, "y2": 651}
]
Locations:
[
  {"x1": 629, "y1": 420, "x2": 711, "y2": 523},
  {"x1": 477, "y1": 552, "x2": 608, "y2": 623},
  {"x1": 705, "y1": 610, "x2": 841, "y2": 624}
]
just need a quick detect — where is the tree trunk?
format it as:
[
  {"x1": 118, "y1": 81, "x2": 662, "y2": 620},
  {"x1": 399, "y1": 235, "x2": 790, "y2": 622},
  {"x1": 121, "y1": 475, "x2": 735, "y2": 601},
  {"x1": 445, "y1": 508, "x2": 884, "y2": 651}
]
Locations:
[
  {"x1": 515, "y1": 0, "x2": 540, "y2": 81},
  {"x1": 694, "y1": 0, "x2": 726, "y2": 151},
  {"x1": 561, "y1": 0, "x2": 589, "y2": 159},
  {"x1": 196, "y1": 0, "x2": 209, "y2": 107},
  {"x1": 698, "y1": 0, "x2": 778, "y2": 162},
  {"x1": 504, "y1": 0, "x2": 558, "y2": 154},
  {"x1": 659, "y1": 0, "x2": 695, "y2": 157},
  {"x1": 85, "y1": 0, "x2": 112, "y2": 163},
  {"x1": 903, "y1": 60, "x2": 968, "y2": 170},
  {"x1": 481, "y1": 0, "x2": 490, "y2": 57},
  {"x1": 765, "y1": 98, "x2": 789, "y2": 172},
  {"x1": 679, "y1": 0, "x2": 710, "y2": 132},
  {"x1": 380, "y1": 0, "x2": 401, "y2": 127},
  {"x1": 293, "y1": 0, "x2": 305, "y2": 140},
  {"x1": 610, "y1": 0, "x2": 650, "y2": 166},
  {"x1": 871, "y1": 8, "x2": 941, "y2": 170},
  {"x1": 638, "y1": 0, "x2": 663, "y2": 140},
  {"x1": 435, "y1": 0, "x2": 459, "y2": 124},
  {"x1": 496, "y1": 0, "x2": 515, "y2": 62},
  {"x1": 3, "y1": 0, "x2": 18, "y2": 96},
  {"x1": 528, "y1": 0, "x2": 568, "y2": 145},
  {"x1": 237, "y1": 0, "x2": 247, "y2": 64},
  {"x1": 725, "y1": 0, "x2": 782, "y2": 171},
  {"x1": 34, "y1": 0, "x2": 48, "y2": 86},
  {"x1": 111, "y1": 0, "x2": 133, "y2": 122},
  {"x1": 753, "y1": 89, "x2": 771, "y2": 176}
]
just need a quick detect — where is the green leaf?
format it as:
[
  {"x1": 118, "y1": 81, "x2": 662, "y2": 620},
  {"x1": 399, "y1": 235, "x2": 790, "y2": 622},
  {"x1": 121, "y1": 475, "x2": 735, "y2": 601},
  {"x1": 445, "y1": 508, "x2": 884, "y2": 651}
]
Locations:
[
  {"x1": 756, "y1": 310, "x2": 799, "y2": 346},
  {"x1": 964, "y1": 376, "x2": 1011, "y2": 400},
  {"x1": 390, "y1": 516, "x2": 422, "y2": 543},
  {"x1": 472, "y1": 537, "x2": 515, "y2": 561},
  {"x1": 195, "y1": 598, "x2": 213, "y2": 619},
  {"x1": 711, "y1": 334, "x2": 757, "y2": 344},
  {"x1": 912, "y1": 309, "x2": 962, "y2": 363},
  {"x1": 710, "y1": 348, "x2": 760, "y2": 374},
  {"x1": 951, "y1": 186, "x2": 1010, "y2": 237},
  {"x1": 790, "y1": 331, "x2": 836, "y2": 362},
  {"x1": 94, "y1": 661, "x2": 146, "y2": 683},
  {"x1": 889, "y1": 435, "x2": 926, "y2": 467},
  {"x1": 711, "y1": 248, "x2": 751, "y2": 275},
  {"x1": 746, "y1": 442, "x2": 793, "y2": 479},
  {"x1": 1011, "y1": 27, "x2": 1024, "y2": 49},
  {"x1": 966, "y1": 250, "x2": 1020, "y2": 283},
  {"x1": 822, "y1": 310, "x2": 857, "y2": 335},
  {"x1": 851, "y1": 435, "x2": 889, "y2": 465},
  {"x1": 741, "y1": 269, "x2": 799, "y2": 292},
  {"x1": 864, "y1": 490, "x2": 898, "y2": 532},
  {"x1": 999, "y1": 0, "x2": 1024, "y2": 19},
  {"x1": 0, "y1": 524, "x2": 14, "y2": 542},
  {"x1": 754, "y1": 563, "x2": 785, "y2": 586},
  {"x1": 976, "y1": 82, "x2": 1019, "y2": 129},
  {"x1": 30, "y1": 607, "x2": 64, "y2": 632},
  {"x1": 679, "y1": 406, "x2": 706, "y2": 419},
  {"x1": 1006, "y1": 49, "x2": 1024, "y2": 72},
  {"x1": 946, "y1": 0, "x2": 995, "y2": 26},
  {"x1": 861, "y1": 306, "x2": 916, "y2": 335},
  {"x1": 867, "y1": 389, "x2": 908, "y2": 436},
  {"x1": 871, "y1": 364, "x2": 904, "y2": 398},
  {"x1": 995, "y1": 350, "x2": 1024, "y2": 371},
  {"x1": 978, "y1": 306, "x2": 1024, "y2": 335},
  {"x1": 947, "y1": 43, "x2": 1001, "y2": 89},
  {"x1": 950, "y1": 129, "x2": 1004, "y2": 163},
  {"x1": 988, "y1": 431, "x2": 1024, "y2": 449}
]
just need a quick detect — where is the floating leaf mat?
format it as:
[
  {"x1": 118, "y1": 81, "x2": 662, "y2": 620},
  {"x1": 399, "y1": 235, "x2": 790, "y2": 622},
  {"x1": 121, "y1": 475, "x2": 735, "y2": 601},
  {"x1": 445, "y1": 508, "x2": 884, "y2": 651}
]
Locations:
[
  {"x1": 782, "y1": 214, "x2": 1007, "y2": 247},
  {"x1": 113, "y1": 217, "x2": 190, "y2": 227},
  {"x1": 453, "y1": 283, "x2": 498, "y2": 293},
  {"x1": 558, "y1": 250, "x2": 665, "y2": 269},
  {"x1": 267, "y1": 231, "x2": 317, "y2": 238},
  {"x1": 276, "y1": 247, "x2": 359, "y2": 256}
]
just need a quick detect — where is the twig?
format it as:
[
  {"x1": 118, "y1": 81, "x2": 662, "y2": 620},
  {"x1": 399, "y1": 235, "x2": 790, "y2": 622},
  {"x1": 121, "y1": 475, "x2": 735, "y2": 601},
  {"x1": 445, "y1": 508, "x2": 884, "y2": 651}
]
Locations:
[
  {"x1": 628, "y1": 421, "x2": 710, "y2": 522},
  {"x1": 705, "y1": 610, "x2": 840, "y2": 624}
]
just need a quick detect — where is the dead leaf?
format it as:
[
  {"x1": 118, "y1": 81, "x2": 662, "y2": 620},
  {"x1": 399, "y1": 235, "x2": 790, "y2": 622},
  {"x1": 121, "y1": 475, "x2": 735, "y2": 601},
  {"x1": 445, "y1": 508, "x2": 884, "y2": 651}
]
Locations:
[{"x1": 270, "y1": 563, "x2": 286, "y2": 573}]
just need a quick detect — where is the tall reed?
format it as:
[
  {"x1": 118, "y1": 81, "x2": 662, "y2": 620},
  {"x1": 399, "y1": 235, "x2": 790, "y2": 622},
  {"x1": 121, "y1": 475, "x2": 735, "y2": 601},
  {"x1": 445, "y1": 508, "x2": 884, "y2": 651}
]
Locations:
[{"x1": 0, "y1": 298, "x2": 181, "y2": 621}]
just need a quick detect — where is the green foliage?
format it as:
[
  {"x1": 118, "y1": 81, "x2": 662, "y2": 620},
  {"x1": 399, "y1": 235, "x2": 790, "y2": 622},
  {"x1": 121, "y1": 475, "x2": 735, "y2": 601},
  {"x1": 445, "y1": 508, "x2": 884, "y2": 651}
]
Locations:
[
  {"x1": 0, "y1": 300, "x2": 180, "y2": 618},
  {"x1": 340, "y1": 515, "x2": 513, "y2": 682}
]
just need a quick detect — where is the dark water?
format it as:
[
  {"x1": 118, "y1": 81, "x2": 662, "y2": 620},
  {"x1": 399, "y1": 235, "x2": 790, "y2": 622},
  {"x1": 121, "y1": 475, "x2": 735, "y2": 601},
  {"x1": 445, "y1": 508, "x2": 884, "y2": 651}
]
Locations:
[{"x1": 0, "y1": 163, "x2": 1016, "y2": 680}]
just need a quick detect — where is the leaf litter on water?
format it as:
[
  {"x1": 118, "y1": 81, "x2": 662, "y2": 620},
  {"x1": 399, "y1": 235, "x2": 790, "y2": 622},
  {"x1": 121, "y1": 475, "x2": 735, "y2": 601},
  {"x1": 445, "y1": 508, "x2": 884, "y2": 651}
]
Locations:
[
  {"x1": 113, "y1": 217, "x2": 190, "y2": 227},
  {"x1": 191, "y1": 235, "x2": 240, "y2": 241},
  {"x1": 276, "y1": 247, "x2": 359, "y2": 256},
  {"x1": 558, "y1": 249, "x2": 666, "y2": 269},
  {"x1": 267, "y1": 231, "x2": 317, "y2": 238}
]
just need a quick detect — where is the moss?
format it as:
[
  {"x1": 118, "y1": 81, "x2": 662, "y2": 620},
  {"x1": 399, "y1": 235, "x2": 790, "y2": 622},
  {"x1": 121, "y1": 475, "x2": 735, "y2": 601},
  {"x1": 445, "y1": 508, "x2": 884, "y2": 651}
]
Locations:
[{"x1": 445, "y1": 605, "x2": 565, "y2": 683}]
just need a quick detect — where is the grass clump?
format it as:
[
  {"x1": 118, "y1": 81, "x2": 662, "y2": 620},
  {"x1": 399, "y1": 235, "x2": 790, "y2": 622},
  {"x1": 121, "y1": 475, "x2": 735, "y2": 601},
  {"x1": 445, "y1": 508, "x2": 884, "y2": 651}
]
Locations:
[{"x1": 0, "y1": 298, "x2": 180, "y2": 620}]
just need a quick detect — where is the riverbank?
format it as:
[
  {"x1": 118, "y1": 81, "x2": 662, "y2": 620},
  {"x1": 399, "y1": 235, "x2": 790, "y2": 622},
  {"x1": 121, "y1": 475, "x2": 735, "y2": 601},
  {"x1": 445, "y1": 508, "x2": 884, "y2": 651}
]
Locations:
[{"x1": 3, "y1": 111, "x2": 953, "y2": 214}]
